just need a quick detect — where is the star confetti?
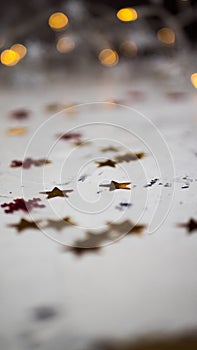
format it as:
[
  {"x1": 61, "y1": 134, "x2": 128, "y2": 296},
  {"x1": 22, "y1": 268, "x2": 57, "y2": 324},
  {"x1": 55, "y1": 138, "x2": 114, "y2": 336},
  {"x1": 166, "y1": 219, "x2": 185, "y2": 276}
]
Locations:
[
  {"x1": 73, "y1": 140, "x2": 90, "y2": 147},
  {"x1": 40, "y1": 187, "x2": 73, "y2": 199},
  {"x1": 100, "y1": 180, "x2": 131, "y2": 191},
  {"x1": 96, "y1": 159, "x2": 117, "y2": 168},
  {"x1": 1, "y1": 198, "x2": 45, "y2": 214},
  {"x1": 9, "y1": 218, "x2": 40, "y2": 232},
  {"x1": 67, "y1": 246, "x2": 101, "y2": 256},
  {"x1": 44, "y1": 216, "x2": 75, "y2": 231},
  {"x1": 166, "y1": 91, "x2": 187, "y2": 100},
  {"x1": 66, "y1": 219, "x2": 146, "y2": 255},
  {"x1": 115, "y1": 152, "x2": 145, "y2": 163},
  {"x1": 107, "y1": 220, "x2": 146, "y2": 235},
  {"x1": 10, "y1": 158, "x2": 51, "y2": 169},
  {"x1": 101, "y1": 146, "x2": 119, "y2": 153},
  {"x1": 45, "y1": 103, "x2": 77, "y2": 113},
  {"x1": 9, "y1": 108, "x2": 30, "y2": 120},
  {"x1": 178, "y1": 218, "x2": 197, "y2": 233},
  {"x1": 57, "y1": 132, "x2": 82, "y2": 141},
  {"x1": 7, "y1": 127, "x2": 27, "y2": 136}
]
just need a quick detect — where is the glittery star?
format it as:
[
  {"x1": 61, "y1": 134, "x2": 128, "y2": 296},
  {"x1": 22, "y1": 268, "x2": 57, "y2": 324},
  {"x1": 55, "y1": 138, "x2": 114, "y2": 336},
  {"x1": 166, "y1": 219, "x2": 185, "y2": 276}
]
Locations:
[
  {"x1": 100, "y1": 180, "x2": 131, "y2": 191},
  {"x1": 96, "y1": 159, "x2": 117, "y2": 168},
  {"x1": 40, "y1": 187, "x2": 73, "y2": 199}
]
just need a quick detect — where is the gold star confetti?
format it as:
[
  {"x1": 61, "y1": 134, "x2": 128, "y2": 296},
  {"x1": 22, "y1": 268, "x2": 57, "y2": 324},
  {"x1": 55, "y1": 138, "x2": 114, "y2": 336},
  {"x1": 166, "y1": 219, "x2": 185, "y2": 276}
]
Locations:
[
  {"x1": 96, "y1": 159, "x2": 117, "y2": 168},
  {"x1": 7, "y1": 127, "x2": 27, "y2": 136},
  {"x1": 100, "y1": 180, "x2": 131, "y2": 191},
  {"x1": 115, "y1": 152, "x2": 145, "y2": 163},
  {"x1": 44, "y1": 216, "x2": 75, "y2": 231},
  {"x1": 178, "y1": 218, "x2": 197, "y2": 233},
  {"x1": 9, "y1": 218, "x2": 40, "y2": 233},
  {"x1": 40, "y1": 187, "x2": 73, "y2": 199}
]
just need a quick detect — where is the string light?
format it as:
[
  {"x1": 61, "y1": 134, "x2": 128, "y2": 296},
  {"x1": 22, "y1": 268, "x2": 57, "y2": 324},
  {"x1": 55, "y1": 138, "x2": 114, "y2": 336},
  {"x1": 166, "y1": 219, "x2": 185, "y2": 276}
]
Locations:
[
  {"x1": 191, "y1": 73, "x2": 197, "y2": 88},
  {"x1": 56, "y1": 36, "x2": 75, "y2": 53},
  {"x1": 0, "y1": 49, "x2": 20, "y2": 66},
  {"x1": 99, "y1": 49, "x2": 119, "y2": 66},
  {"x1": 117, "y1": 8, "x2": 138, "y2": 22},
  {"x1": 11, "y1": 44, "x2": 27, "y2": 59},
  {"x1": 157, "y1": 27, "x2": 175, "y2": 45},
  {"x1": 48, "y1": 12, "x2": 68, "y2": 30}
]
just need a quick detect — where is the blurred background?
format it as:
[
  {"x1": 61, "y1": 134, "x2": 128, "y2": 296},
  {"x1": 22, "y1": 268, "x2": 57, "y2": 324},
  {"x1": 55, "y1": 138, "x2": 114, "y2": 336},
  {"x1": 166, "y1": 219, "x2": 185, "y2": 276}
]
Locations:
[{"x1": 0, "y1": 0, "x2": 197, "y2": 87}]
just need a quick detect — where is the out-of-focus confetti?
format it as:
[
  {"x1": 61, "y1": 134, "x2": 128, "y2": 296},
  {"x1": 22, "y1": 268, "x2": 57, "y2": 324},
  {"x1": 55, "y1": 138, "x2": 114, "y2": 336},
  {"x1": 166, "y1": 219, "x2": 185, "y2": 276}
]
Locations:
[
  {"x1": 9, "y1": 218, "x2": 40, "y2": 232},
  {"x1": 115, "y1": 152, "x2": 145, "y2": 163},
  {"x1": 57, "y1": 132, "x2": 82, "y2": 142},
  {"x1": 7, "y1": 127, "x2": 27, "y2": 136},
  {"x1": 9, "y1": 109, "x2": 30, "y2": 120},
  {"x1": 10, "y1": 158, "x2": 51, "y2": 169},
  {"x1": 1, "y1": 198, "x2": 45, "y2": 214}
]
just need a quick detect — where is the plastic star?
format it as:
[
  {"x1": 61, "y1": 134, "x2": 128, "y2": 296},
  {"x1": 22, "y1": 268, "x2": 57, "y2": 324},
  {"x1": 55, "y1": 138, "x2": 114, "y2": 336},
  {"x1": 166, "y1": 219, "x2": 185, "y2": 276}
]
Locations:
[
  {"x1": 96, "y1": 159, "x2": 116, "y2": 168},
  {"x1": 44, "y1": 216, "x2": 75, "y2": 231},
  {"x1": 9, "y1": 218, "x2": 40, "y2": 232},
  {"x1": 100, "y1": 180, "x2": 131, "y2": 191},
  {"x1": 66, "y1": 246, "x2": 101, "y2": 256},
  {"x1": 115, "y1": 152, "x2": 145, "y2": 163},
  {"x1": 40, "y1": 187, "x2": 73, "y2": 199},
  {"x1": 178, "y1": 218, "x2": 197, "y2": 233}
]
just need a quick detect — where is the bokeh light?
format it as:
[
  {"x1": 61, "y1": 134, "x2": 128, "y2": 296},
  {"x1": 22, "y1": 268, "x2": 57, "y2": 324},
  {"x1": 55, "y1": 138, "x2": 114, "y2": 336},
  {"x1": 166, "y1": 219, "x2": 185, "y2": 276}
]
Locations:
[
  {"x1": 157, "y1": 27, "x2": 175, "y2": 45},
  {"x1": 117, "y1": 8, "x2": 138, "y2": 22},
  {"x1": 11, "y1": 44, "x2": 27, "y2": 59},
  {"x1": 191, "y1": 73, "x2": 197, "y2": 88},
  {"x1": 99, "y1": 49, "x2": 119, "y2": 66},
  {"x1": 1, "y1": 49, "x2": 20, "y2": 66},
  {"x1": 48, "y1": 12, "x2": 68, "y2": 30},
  {"x1": 56, "y1": 36, "x2": 75, "y2": 53},
  {"x1": 120, "y1": 41, "x2": 137, "y2": 57}
]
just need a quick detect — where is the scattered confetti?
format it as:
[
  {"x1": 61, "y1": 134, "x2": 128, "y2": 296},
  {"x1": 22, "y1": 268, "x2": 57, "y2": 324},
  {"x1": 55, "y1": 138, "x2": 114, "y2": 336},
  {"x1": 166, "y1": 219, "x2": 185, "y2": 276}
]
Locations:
[
  {"x1": 96, "y1": 159, "x2": 117, "y2": 168},
  {"x1": 144, "y1": 178, "x2": 159, "y2": 187},
  {"x1": 115, "y1": 152, "x2": 145, "y2": 163},
  {"x1": 101, "y1": 146, "x2": 119, "y2": 153},
  {"x1": 9, "y1": 218, "x2": 40, "y2": 232},
  {"x1": 166, "y1": 91, "x2": 187, "y2": 100},
  {"x1": 115, "y1": 202, "x2": 132, "y2": 211},
  {"x1": 58, "y1": 132, "x2": 82, "y2": 141},
  {"x1": 100, "y1": 180, "x2": 131, "y2": 191},
  {"x1": 67, "y1": 246, "x2": 101, "y2": 256},
  {"x1": 9, "y1": 109, "x2": 30, "y2": 120},
  {"x1": 78, "y1": 175, "x2": 88, "y2": 182},
  {"x1": 66, "y1": 219, "x2": 146, "y2": 254},
  {"x1": 178, "y1": 218, "x2": 197, "y2": 233},
  {"x1": 44, "y1": 216, "x2": 75, "y2": 231},
  {"x1": 1, "y1": 198, "x2": 45, "y2": 214},
  {"x1": 40, "y1": 187, "x2": 73, "y2": 199},
  {"x1": 10, "y1": 158, "x2": 51, "y2": 169},
  {"x1": 32, "y1": 306, "x2": 58, "y2": 322},
  {"x1": 7, "y1": 127, "x2": 27, "y2": 136}
]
